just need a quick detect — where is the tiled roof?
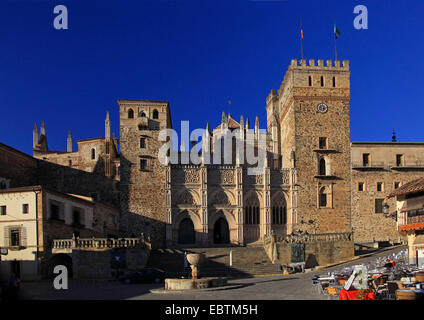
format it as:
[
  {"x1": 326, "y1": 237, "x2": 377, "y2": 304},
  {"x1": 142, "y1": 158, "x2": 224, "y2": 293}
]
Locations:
[
  {"x1": 213, "y1": 116, "x2": 242, "y2": 131},
  {"x1": 228, "y1": 117, "x2": 241, "y2": 129},
  {"x1": 389, "y1": 176, "x2": 424, "y2": 197}
]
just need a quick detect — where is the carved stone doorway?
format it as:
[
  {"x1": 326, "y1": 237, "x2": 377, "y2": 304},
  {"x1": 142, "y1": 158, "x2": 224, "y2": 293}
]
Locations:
[
  {"x1": 213, "y1": 217, "x2": 230, "y2": 244},
  {"x1": 178, "y1": 218, "x2": 195, "y2": 244}
]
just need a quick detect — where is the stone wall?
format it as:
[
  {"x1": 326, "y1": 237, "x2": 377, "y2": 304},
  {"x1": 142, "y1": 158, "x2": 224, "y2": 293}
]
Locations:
[
  {"x1": 72, "y1": 246, "x2": 150, "y2": 279},
  {"x1": 351, "y1": 143, "x2": 424, "y2": 244},
  {"x1": 36, "y1": 159, "x2": 120, "y2": 208},
  {"x1": 0, "y1": 143, "x2": 38, "y2": 187},
  {"x1": 264, "y1": 232, "x2": 354, "y2": 268}
]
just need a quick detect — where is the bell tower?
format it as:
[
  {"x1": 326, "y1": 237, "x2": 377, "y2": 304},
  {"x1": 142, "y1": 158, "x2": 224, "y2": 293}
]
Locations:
[
  {"x1": 118, "y1": 100, "x2": 172, "y2": 248},
  {"x1": 266, "y1": 59, "x2": 352, "y2": 235}
]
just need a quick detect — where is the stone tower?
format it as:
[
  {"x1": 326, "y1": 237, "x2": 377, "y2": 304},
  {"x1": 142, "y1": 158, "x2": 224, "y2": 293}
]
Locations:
[
  {"x1": 118, "y1": 100, "x2": 172, "y2": 248},
  {"x1": 266, "y1": 59, "x2": 352, "y2": 235}
]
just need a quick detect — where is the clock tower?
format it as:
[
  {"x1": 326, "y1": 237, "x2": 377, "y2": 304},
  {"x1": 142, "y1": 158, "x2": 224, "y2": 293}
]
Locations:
[{"x1": 266, "y1": 58, "x2": 352, "y2": 235}]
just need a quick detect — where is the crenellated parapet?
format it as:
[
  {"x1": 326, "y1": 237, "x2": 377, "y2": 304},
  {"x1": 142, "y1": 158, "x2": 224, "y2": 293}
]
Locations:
[{"x1": 289, "y1": 58, "x2": 349, "y2": 70}]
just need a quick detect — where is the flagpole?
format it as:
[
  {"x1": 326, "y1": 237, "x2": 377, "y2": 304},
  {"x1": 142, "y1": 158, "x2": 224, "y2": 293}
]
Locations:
[
  {"x1": 335, "y1": 34, "x2": 338, "y2": 61},
  {"x1": 300, "y1": 18, "x2": 304, "y2": 60},
  {"x1": 334, "y1": 22, "x2": 338, "y2": 61}
]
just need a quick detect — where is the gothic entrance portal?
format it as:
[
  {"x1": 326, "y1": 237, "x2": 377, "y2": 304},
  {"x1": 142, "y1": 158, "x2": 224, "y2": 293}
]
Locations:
[
  {"x1": 178, "y1": 218, "x2": 195, "y2": 244},
  {"x1": 213, "y1": 217, "x2": 230, "y2": 244}
]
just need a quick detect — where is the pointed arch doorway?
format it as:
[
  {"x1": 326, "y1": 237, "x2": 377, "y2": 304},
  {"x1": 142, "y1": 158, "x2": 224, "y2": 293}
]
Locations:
[
  {"x1": 213, "y1": 217, "x2": 230, "y2": 244},
  {"x1": 178, "y1": 218, "x2": 195, "y2": 244}
]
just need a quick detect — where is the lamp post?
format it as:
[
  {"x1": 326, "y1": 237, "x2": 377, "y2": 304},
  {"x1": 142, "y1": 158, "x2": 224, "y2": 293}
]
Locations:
[
  {"x1": 0, "y1": 248, "x2": 8, "y2": 262},
  {"x1": 382, "y1": 203, "x2": 397, "y2": 220}
]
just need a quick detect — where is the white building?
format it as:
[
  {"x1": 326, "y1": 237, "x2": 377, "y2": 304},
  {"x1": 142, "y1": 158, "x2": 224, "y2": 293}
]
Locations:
[{"x1": 0, "y1": 186, "x2": 118, "y2": 281}]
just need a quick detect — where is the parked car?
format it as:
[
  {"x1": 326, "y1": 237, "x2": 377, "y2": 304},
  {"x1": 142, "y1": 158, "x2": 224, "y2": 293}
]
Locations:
[{"x1": 119, "y1": 268, "x2": 165, "y2": 284}]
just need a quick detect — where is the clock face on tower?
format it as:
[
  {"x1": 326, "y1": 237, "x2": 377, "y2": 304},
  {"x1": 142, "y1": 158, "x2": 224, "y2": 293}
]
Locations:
[{"x1": 317, "y1": 103, "x2": 328, "y2": 114}]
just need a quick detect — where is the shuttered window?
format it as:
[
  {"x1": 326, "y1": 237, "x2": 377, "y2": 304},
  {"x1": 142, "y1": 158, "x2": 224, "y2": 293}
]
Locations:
[
  {"x1": 4, "y1": 226, "x2": 10, "y2": 247},
  {"x1": 11, "y1": 229, "x2": 20, "y2": 246},
  {"x1": 4, "y1": 226, "x2": 26, "y2": 248}
]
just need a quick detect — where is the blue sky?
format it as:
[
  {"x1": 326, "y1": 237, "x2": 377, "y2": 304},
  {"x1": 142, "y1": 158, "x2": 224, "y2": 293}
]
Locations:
[{"x1": 1, "y1": 0, "x2": 424, "y2": 155}]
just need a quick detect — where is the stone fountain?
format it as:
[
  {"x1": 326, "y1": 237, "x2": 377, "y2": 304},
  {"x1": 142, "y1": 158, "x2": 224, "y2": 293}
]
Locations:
[
  {"x1": 187, "y1": 253, "x2": 204, "y2": 279},
  {"x1": 163, "y1": 253, "x2": 228, "y2": 291}
]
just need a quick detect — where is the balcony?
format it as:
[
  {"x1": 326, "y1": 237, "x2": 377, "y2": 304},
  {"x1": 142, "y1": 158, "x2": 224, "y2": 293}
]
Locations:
[
  {"x1": 398, "y1": 209, "x2": 424, "y2": 232},
  {"x1": 407, "y1": 215, "x2": 424, "y2": 225},
  {"x1": 52, "y1": 236, "x2": 150, "y2": 254},
  {"x1": 313, "y1": 148, "x2": 338, "y2": 154},
  {"x1": 391, "y1": 160, "x2": 424, "y2": 171},
  {"x1": 352, "y1": 161, "x2": 386, "y2": 170}
]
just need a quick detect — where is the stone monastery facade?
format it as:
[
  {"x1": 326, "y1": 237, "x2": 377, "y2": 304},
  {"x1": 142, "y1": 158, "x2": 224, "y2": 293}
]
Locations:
[{"x1": 32, "y1": 58, "x2": 424, "y2": 249}]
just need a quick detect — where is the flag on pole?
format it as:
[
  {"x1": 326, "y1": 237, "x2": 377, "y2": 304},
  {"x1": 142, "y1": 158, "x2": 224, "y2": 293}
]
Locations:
[
  {"x1": 300, "y1": 19, "x2": 304, "y2": 59},
  {"x1": 334, "y1": 24, "x2": 341, "y2": 39},
  {"x1": 334, "y1": 23, "x2": 340, "y2": 61}
]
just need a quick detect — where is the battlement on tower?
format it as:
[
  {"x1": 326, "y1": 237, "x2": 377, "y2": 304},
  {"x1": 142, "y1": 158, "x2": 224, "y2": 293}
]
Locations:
[
  {"x1": 266, "y1": 58, "x2": 351, "y2": 104},
  {"x1": 289, "y1": 58, "x2": 349, "y2": 70}
]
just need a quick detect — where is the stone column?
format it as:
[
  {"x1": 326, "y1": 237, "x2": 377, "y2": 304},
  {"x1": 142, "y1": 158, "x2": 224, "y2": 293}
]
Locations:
[
  {"x1": 201, "y1": 166, "x2": 209, "y2": 246},
  {"x1": 407, "y1": 233, "x2": 417, "y2": 265},
  {"x1": 288, "y1": 168, "x2": 298, "y2": 235},
  {"x1": 236, "y1": 166, "x2": 244, "y2": 245},
  {"x1": 264, "y1": 166, "x2": 271, "y2": 238},
  {"x1": 165, "y1": 166, "x2": 173, "y2": 248}
]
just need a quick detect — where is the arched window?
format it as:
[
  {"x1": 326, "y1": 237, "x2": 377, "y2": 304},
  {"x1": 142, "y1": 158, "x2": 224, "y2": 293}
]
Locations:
[
  {"x1": 308, "y1": 76, "x2": 312, "y2": 87},
  {"x1": 128, "y1": 109, "x2": 134, "y2": 119},
  {"x1": 245, "y1": 206, "x2": 260, "y2": 225},
  {"x1": 152, "y1": 109, "x2": 159, "y2": 119},
  {"x1": 271, "y1": 193, "x2": 287, "y2": 225},
  {"x1": 319, "y1": 157, "x2": 326, "y2": 175},
  {"x1": 91, "y1": 148, "x2": 96, "y2": 160},
  {"x1": 272, "y1": 206, "x2": 287, "y2": 225},
  {"x1": 319, "y1": 187, "x2": 328, "y2": 208}
]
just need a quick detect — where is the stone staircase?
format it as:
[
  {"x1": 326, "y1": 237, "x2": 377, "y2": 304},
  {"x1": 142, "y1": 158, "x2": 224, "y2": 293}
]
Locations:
[{"x1": 146, "y1": 244, "x2": 279, "y2": 278}]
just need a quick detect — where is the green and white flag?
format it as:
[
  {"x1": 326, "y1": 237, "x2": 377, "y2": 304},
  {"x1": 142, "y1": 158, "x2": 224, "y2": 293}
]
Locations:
[{"x1": 334, "y1": 24, "x2": 341, "y2": 39}]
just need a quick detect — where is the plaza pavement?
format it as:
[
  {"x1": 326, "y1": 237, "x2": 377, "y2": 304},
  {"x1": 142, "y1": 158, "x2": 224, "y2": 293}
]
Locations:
[{"x1": 18, "y1": 245, "x2": 406, "y2": 300}]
